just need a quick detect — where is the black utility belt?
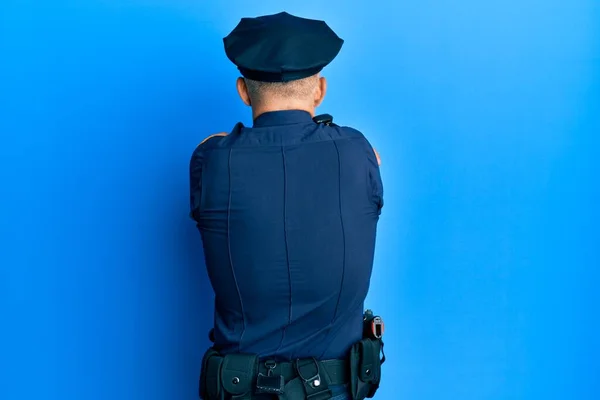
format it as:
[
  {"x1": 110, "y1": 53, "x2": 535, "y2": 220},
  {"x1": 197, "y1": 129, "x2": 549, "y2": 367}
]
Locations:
[
  {"x1": 200, "y1": 351, "x2": 351, "y2": 400},
  {"x1": 200, "y1": 311, "x2": 385, "y2": 400}
]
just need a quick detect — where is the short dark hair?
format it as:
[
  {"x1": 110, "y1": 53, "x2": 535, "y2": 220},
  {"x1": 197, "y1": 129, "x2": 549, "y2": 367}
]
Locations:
[{"x1": 244, "y1": 74, "x2": 319, "y2": 105}]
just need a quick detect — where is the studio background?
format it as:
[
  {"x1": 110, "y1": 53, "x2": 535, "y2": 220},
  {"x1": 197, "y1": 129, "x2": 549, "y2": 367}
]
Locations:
[{"x1": 1, "y1": 1, "x2": 598, "y2": 399}]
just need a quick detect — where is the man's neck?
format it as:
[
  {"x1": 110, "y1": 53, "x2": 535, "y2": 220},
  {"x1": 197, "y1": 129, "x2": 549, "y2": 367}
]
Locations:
[{"x1": 252, "y1": 104, "x2": 315, "y2": 121}]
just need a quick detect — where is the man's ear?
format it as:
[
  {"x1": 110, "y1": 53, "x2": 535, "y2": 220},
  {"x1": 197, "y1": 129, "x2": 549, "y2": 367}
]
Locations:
[
  {"x1": 314, "y1": 76, "x2": 327, "y2": 107},
  {"x1": 236, "y1": 77, "x2": 251, "y2": 106}
]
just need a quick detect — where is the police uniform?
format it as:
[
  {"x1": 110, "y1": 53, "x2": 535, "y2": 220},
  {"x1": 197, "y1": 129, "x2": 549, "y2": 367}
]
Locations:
[{"x1": 190, "y1": 12, "x2": 385, "y2": 400}]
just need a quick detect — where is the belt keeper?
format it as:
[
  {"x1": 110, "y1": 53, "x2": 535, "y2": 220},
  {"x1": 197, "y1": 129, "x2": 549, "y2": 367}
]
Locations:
[{"x1": 295, "y1": 358, "x2": 332, "y2": 400}]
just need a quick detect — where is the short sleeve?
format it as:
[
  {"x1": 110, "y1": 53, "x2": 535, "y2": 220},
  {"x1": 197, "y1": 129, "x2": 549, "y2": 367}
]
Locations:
[
  {"x1": 189, "y1": 133, "x2": 228, "y2": 222},
  {"x1": 189, "y1": 145, "x2": 205, "y2": 222},
  {"x1": 363, "y1": 138, "x2": 384, "y2": 214}
]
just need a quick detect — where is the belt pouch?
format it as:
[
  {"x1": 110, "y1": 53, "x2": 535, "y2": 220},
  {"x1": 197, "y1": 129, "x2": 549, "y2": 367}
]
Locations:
[
  {"x1": 349, "y1": 338, "x2": 382, "y2": 400},
  {"x1": 200, "y1": 347, "x2": 224, "y2": 400},
  {"x1": 220, "y1": 353, "x2": 259, "y2": 400}
]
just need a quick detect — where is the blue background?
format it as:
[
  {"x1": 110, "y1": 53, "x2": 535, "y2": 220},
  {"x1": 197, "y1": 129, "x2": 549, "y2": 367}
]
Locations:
[{"x1": 1, "y1": 1, "x2": 598, "y2": 399}]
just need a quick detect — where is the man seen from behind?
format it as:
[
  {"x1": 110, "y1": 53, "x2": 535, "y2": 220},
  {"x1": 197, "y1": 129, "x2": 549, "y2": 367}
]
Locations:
[{"x1": 190, "y1": 11, "x2": 385, "y2": 400}]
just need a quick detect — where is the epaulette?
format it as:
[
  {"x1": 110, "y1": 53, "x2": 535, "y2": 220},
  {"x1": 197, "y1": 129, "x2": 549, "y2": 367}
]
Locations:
[
  {"x1": 313, "y1": 114, "x2": 380, "y2": 165},
  {"x1": 195, "y1": 132, "x2": 228, "y2": 150}
]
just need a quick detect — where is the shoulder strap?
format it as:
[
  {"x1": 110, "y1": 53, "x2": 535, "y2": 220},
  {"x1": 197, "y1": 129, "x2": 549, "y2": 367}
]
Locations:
[{"x1": 198, "y1": 132, "x2": 228, "y2": 147}]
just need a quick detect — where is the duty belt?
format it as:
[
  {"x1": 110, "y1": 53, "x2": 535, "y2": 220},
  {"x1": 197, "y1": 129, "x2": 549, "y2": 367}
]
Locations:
[
  {"x1": 201, "y1": 310, "x2": 385, "y2": 399},
  {"x1": 256, "y1": 357, "x2": 349, "y2": 387},
  {"x1": 200, "y1": 350, "x2": 349, "y2": 400}
]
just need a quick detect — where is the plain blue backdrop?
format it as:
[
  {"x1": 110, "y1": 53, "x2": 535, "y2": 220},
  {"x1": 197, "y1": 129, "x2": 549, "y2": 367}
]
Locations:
[{"x1": 1, "y1": 1, "x2": 598, "y2": 399}]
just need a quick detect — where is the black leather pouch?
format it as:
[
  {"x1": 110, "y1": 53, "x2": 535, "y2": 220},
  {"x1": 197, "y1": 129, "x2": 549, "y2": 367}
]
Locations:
[
  {"x1": 220, "y1": 353, "x2": 259, "y2": 399},
  {"x1": 349, "y1": 338, "x2": 382, "y2": 400},
  {"x1": 200, "y1": 347, "x2": 224, "y2": 400}
]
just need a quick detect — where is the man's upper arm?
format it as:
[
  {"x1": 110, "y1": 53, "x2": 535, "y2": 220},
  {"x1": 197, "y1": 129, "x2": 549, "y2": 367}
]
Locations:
[
  {"x1": 372, "y1": 147, "x2": 381, "y2": 166},
  {"x1": 361, "y1": 136, "x2": 384, "y2": 214},
  {"x1": 189, "y1": 133, "x2": 228, "y2": 222}
]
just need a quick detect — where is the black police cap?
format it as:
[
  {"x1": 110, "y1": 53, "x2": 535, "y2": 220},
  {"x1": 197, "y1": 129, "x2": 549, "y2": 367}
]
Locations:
[{"x1": 223, "y1": 12, "x2": 344, "y2": 82}]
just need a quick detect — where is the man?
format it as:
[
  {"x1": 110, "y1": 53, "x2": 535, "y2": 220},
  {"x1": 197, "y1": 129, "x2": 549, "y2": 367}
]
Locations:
[{"x1": 190, "y1": 12, "x2": 384, "y2": 400}]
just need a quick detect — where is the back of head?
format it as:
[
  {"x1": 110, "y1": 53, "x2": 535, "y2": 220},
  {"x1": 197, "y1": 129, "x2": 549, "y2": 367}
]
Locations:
[
  {"x1": 243, "y1": 74, "x2": 321, "y2": 111},
  {"x1": 223, "y1": 12, "x2": 343, "y2": 117}
]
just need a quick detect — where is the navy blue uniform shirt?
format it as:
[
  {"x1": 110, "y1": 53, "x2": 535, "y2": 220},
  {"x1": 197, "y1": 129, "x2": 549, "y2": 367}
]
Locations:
[{"x1": 189, "y1": 110, "x2": 383, "y2": 361}]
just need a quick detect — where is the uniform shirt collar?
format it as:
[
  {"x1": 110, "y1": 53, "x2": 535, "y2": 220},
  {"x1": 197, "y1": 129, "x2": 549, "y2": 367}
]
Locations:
[{"x1": 253, "y1": 110, "x2": 313, "y2": 127}]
